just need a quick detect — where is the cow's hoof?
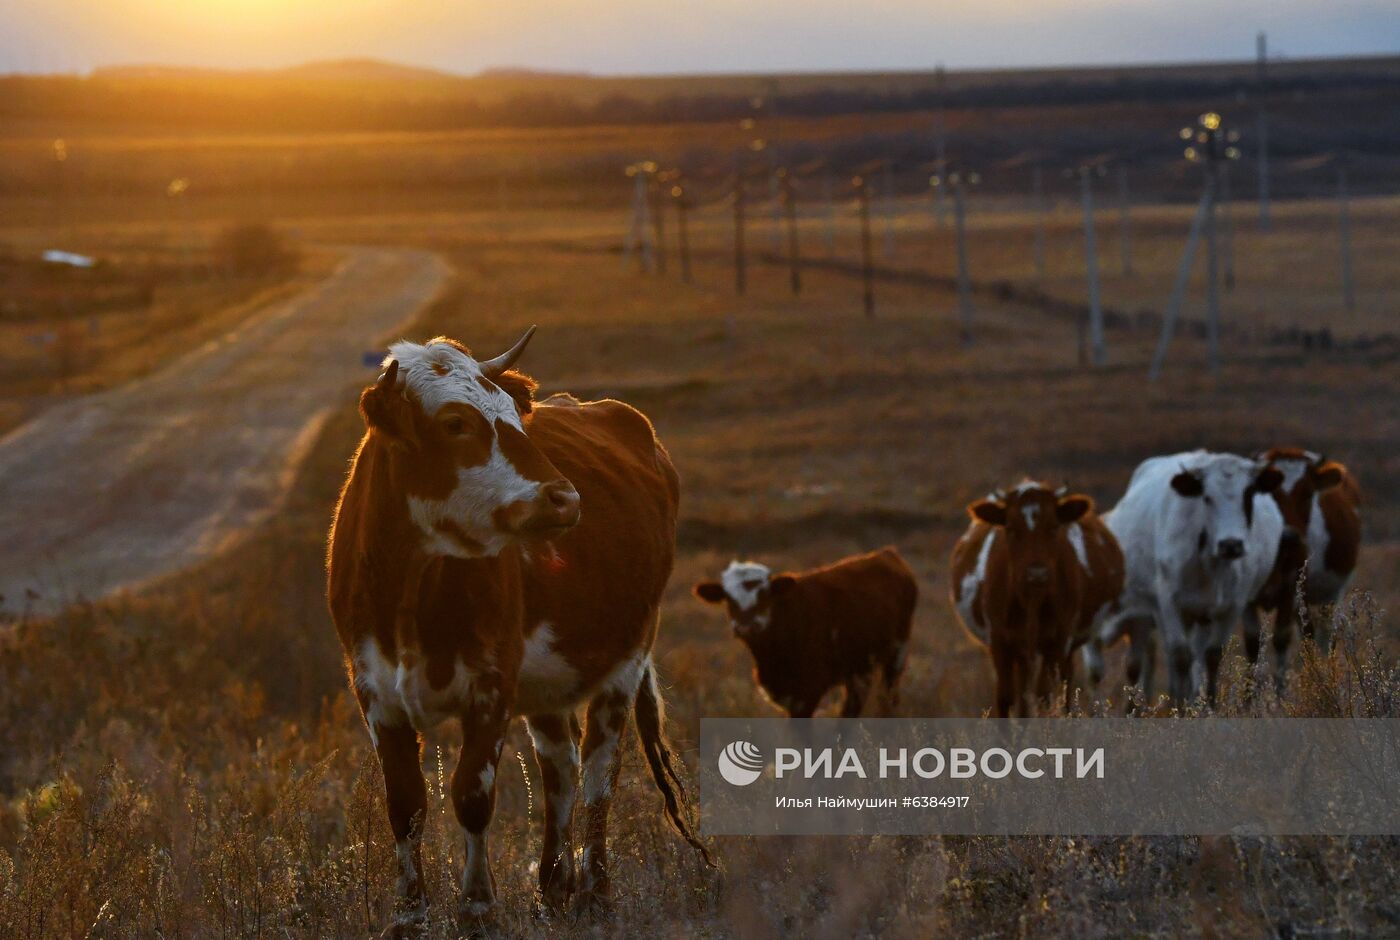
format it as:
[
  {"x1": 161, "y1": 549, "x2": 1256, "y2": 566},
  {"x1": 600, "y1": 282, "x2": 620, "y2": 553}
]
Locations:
[
  {"x1": 572, "y1": 888, "x2": 614, "y2": 921},
  {"x1": 379, "y1": 902, "x2": 427, "y2": 939},
  {"x1": 457, "y1": 898, "x2": 497, "y2": 938}
]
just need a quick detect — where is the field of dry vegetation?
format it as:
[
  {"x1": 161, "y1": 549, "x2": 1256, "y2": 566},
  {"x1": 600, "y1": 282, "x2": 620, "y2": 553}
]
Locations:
[{"x1": 1, "y1": 128, "x2": 1399, "y2": 935}]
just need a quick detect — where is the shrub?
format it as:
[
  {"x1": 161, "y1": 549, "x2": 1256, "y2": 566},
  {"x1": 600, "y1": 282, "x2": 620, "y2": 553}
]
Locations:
[{"x1": 213, "y1": 223, "x2": 298, "y2": 276}]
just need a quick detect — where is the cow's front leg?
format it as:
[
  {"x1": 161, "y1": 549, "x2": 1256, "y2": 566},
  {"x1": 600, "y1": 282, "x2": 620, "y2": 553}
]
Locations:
[
  {"x1": 367, "y1": 715, "x2": 428, "y2": 938},
  {"x1": 526, "y1": 711, "x2": 581, "y2": 912},
  {"x1": 453, "y1": 689, "x2": 510, "y2": 927},
  {"x1": 1201, "y1": 613, "x2": 1235, "y2": 706},
  {"x1": 1155, "y1": 599, "x2": 1194, "y2": 705},
  {"x1": 1127, "y1": 616, "x2": 1158, "y2": 705},
  {"x1": 577, "y1": 685, "x2": 632, "y2": 913}
]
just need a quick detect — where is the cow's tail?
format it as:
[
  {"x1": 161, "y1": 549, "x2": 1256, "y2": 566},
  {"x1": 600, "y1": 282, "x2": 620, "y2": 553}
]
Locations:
[{"x1": 634, "y1": 659, "x2": 713, "y2": 867}]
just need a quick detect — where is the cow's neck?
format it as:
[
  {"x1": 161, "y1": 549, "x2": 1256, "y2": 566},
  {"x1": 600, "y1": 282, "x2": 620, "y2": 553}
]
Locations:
[{"x1": 333, "y1": 433, "x2": 516, "y2": 652}]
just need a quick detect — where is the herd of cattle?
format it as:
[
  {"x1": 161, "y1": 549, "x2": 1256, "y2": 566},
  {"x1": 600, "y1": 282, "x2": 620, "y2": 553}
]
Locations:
[
  {"x1": 324, "y1": 330, "x2": 1362, "y2": 930},
  {"x1": 698, "y1": 447, "x2": 1360, "y2": 720}
]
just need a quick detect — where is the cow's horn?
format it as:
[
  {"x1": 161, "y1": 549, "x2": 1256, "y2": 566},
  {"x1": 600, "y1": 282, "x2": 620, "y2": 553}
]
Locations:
[
  {"x1": 376, "y1": 359, "x2": 399, "y2": 390},
  {"x1": 479, "y1": 325, "x2": 537, "y2": 377},
  {"x1": 1054, "y1": 483, "x2": 1069, "y2": 497}
]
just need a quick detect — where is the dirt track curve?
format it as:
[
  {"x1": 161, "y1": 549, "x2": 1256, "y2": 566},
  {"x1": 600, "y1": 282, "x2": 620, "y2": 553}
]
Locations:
[{"x1": 0, "y1": 247, "x2": 450, "y2": 617}]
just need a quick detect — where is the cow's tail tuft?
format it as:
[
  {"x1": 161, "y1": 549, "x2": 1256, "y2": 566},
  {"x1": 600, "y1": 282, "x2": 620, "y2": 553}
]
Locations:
[{"x1": 634, "y1": 659, "x2": 713, "y2": 867}]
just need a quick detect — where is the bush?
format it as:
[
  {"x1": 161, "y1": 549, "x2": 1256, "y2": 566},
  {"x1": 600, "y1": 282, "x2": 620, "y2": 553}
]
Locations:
[{"x1": 213, "y1": 223, "x2": 298, "y2": 276}]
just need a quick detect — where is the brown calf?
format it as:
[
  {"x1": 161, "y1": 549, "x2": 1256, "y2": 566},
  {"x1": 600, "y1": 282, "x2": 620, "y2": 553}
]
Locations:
[
  {"x1": 327, "y1": 330, "x2": 706, "y2": 934},
  {"x1": 1248, "y1": 448, "x2": 1363, "y2": 687},
  {"x1": 693, "y1": 547, "x2": 917, "y2": 717},
  {"x1": 949, "y1": 481, "x2": 1124, "y2": 717}
]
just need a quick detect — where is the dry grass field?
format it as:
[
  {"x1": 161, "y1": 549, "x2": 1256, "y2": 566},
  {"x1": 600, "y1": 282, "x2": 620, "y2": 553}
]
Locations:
[{"x1": 2, "y1": 174, "x2": 1398, "y2": 935}]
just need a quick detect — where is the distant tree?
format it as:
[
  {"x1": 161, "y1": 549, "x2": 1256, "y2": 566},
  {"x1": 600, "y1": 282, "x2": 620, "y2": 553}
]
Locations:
[{"x1": 214, "y1": 223, "x2": 298, "y2": 276}]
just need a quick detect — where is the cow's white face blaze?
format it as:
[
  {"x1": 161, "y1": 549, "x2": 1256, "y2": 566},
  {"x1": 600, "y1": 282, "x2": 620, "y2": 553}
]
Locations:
[
  {"x1": 968, "y1": 480, "x2": 1092, "y2": 599},
  {"x1": 693, "y1": 560, "x2": 792, "y2": 638},
  {"x1": 360, "y1": 330, "x2": 580, "y2": 558},
  {"x1": 1170, "y1": 454, "x2": 1283, "y2": 564}
]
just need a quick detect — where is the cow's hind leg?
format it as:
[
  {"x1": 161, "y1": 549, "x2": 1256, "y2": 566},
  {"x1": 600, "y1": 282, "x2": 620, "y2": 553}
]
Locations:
[
  {"x1": 526, "y1": 711, "x2": 581, "y2": 912},
  {"x1": 452, "y1": 689, "x2": 510, "y2": 927},
  {"x1": 367, "y1": 717, "x2": 428, "y2": 938},
  {"x1": 841, "y1": 671, "x2": 873, "y2": 717},
  {"x1": 577, "y1": 667, "x2": 639, "y2": 913}
]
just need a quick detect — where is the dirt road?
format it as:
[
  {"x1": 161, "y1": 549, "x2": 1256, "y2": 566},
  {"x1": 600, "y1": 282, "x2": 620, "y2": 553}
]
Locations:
[{"x1": 0, "y1": 247, "x2": 449, "y2": 616}]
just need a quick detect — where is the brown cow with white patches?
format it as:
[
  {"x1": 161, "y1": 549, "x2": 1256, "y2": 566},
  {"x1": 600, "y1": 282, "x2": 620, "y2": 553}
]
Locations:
[
  {"x1": 327, "y1": 329, "x2": 708, "y2": 935},
  {"x1": 1247, "y1": 447, "x2": 1362, "y2": 687},
  {"x1": 692, "y1": 548, "x2": 917, "y2": 717},
  {"x1": 949, "y1": 481, "x2": 1124, "y2": 717}
]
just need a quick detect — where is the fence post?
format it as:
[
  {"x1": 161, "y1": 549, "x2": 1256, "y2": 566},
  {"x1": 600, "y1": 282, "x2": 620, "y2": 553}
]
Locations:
[
  {"x1": 881, "y1": 162, "x2": 896, "y2": 258},
  {"x1": 1032, "y1": 164, "x2": 1047, "y2": 281},
  {"x1": 1117, "y1": 164, "x2": 1133, "y2": 277},
  {"x1": 1080, "y1": 167, "x2": 1105, "y2": 366},
  {"x1": 954, "y1": 174, "x2": 973, "y2": 344},
  {"x1": 733, "y1": 172, "x2": 747, "y2": 296},
  {"x1": 674, "y1": 184, "x2": 692, "y2": 285},
  {"x1": 1338, "y1": 162, "x2": 1355, "y2": 312},
  {"x1": 824, "y1": 169, "x2": 837, "y2": 256},
  {"x1": 781, "y1": 169, "x2": 801, "y2": 296},
  {"x1": 856, "y1": 176, "x2": 875, "y2": 318}
]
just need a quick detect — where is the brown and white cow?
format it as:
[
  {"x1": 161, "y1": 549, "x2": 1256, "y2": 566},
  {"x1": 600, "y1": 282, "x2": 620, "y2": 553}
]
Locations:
[
  {"x1": 950, "y1": 481, "x2": 1124, "y2": 717},
  {"x1": 692, "y1": 548, "x2": 917, "y2": 717},
  {"x1": 1247, "y1": 447, "x2": 1362, "y2": 685},
  {"x1": 326, "y1": 329, "x2": 707, "y2": 934}
]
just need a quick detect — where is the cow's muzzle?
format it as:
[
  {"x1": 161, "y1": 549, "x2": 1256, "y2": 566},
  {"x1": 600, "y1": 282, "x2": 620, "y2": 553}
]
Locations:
[
  {"x1": 1216, "y1": 538, "x2": 1245, "y2": 561},
  {"x1": 510, "y1": 479, "x2": 581, "y2": 537}
]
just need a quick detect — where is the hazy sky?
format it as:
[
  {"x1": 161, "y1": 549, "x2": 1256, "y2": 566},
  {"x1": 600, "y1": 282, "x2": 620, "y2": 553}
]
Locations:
[{"x1": 1, "y1": 0, "x2": 1396, "y2": 75}]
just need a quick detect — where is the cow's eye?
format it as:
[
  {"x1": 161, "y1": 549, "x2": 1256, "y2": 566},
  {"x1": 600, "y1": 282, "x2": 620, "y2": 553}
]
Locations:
[
  {"x1": 1203, "y1": 495, "x2": 1214, "y2": 506},
  {"x1": 442, "y1": 416, "x2": 466, "y2": 435}
]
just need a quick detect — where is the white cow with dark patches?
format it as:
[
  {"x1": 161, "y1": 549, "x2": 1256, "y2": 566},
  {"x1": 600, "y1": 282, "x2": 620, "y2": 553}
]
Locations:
[{"x1": 1100, "y1": 450, "x2": 1284, "y2": 705}]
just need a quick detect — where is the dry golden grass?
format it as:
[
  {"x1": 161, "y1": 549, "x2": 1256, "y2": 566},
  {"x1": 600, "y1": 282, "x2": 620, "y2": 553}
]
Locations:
[{"x1": 1, "y1": 205, "x2": 1398, "y2": 936}]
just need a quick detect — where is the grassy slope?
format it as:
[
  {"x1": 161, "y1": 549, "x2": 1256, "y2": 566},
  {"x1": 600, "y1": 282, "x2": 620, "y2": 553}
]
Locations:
[{"x1": 1, "y1": 214, "x2": 1398, "y2": 935}]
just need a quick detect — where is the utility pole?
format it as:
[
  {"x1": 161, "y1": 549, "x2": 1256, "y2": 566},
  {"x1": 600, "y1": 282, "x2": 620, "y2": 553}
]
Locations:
[
  {"x1": 1256, "y1": 32, "x2": 1271, "y2": 231},
  {"x1": 854, "y1": 175, "x2": 875, "y2": 318},
  {"x1": 623, "y1": 162, "x2": 656, "y2": 273},
  {"x1": 1154, "y1": 112, "x2": 1239, "y2": 379},
  {"x1": 1219, "y1": 162, "x2": 1235, "y2": 290},
  {"x1": 1080, "y1": 166, "x2": 1105, "y2": 366},
  {"x1": 650, "y1": 172, "x2": 668, "y2": 275},
  {"x1": 1149, "y1": 182, "x2": 1213, "y2": 381},
  {"x1": 932, "y1": 64, "x2": 948, "y2": 228}
]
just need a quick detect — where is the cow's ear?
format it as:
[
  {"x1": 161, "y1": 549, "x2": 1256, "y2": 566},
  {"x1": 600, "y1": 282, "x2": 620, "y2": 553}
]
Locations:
[
  {"x1": 1056, "y1": 494, "x2": 1093, "y2": 524},
  {"x1": 769, "y1": 574, "x2": 797, "y2": 596},
  {"x1": 970, "y1": 499, "x2": 1007, "y2": 526},
  {"x1": 1253, "y1": 465, "x2": 1284, "y2": 494},
  {"x1": 495, "y1": 369, "x2": 538, "y2": 416},
  {"x1": 359, "y1": 361, "x2": 419, "y2": 449},
  {"x1": 693, "y1": 581, "x2": 726, "y2": 604},
  {"x1": 1311, "y1": 461, "x2": 1344, "y2": 491},
  {"x1": 1170, "y1": 470, "x2": 1204, "y2": 498}
]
